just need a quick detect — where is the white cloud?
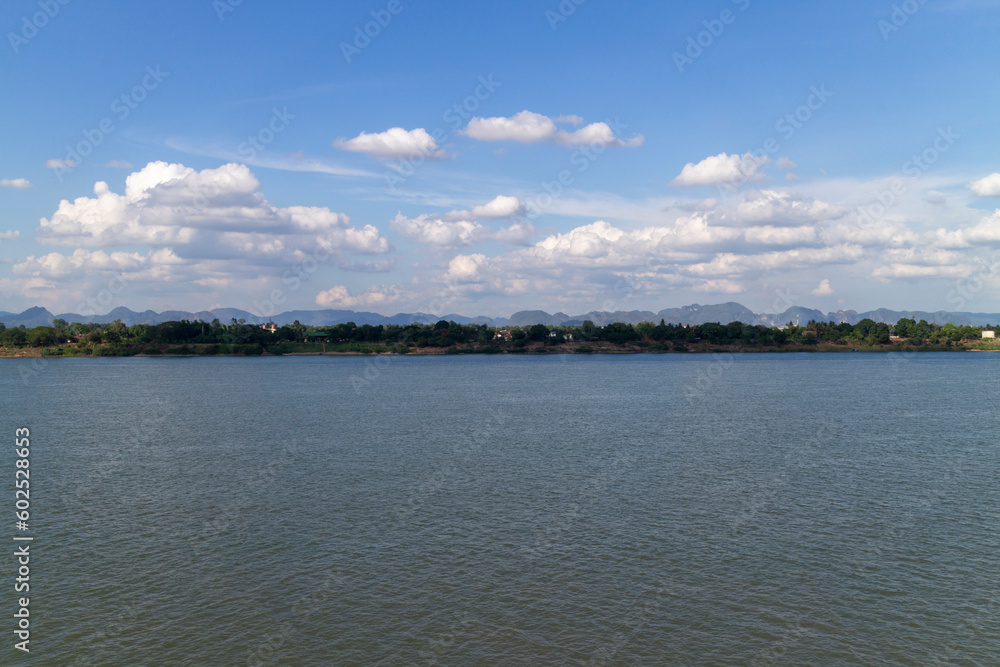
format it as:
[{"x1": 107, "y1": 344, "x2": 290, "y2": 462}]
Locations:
[
  {"x1": 333, "y1": 127, "x2": 449, "y2": 160},
  {"x1": 36, "y1": 161, "x2": 388, "y2": 258},
  {"x1": 812, "y1": 279, "x2": 833, "y2": 296},
  {"x1": 923, "y1": 190, "x2": 948, "y2": 204},
  {"x1": 871, "y1": 263, "x2": 974, "y2": 279},
  {"x1": 45, "y1": 158, "x2": 75, "y2": 169},
  {"x1": 105, "y1": 160, "x2": 133, "y2": 169},
  {"x1": 686, "y1": 245, "x2": 864, "y2": 278},
  {"x1": 462, "y1": 111, "x2": 642, "y2": 147},
  {"x1": 554, "y1": 122, "x2": 644, "y2": 148},
  {"x1": 0, "y1": 178, "x2": 31, "y2": 190},
  {"x1": 693, "y1": 279, "x2": 744, "y2": 294},
  {"x1": 776, "y1": 157, "x2": 797, "y2": 169},
  {"x1": 392, "y1": 195, "x2": 534, "y2": 248},
  {"x1": 440, "y1": 195, "x2": 525, "y2": 221},
  {"x1": 671, "y1": 152, "x2": 768, "y2": 187},
  {"x1": 728, "y1": 190, "x2": 848, "y2": 226},
  {"x1": 316, "y1": 284, "x2": 402, "y2": 309},
  {"x1": 0, "y1": 230, "x2": 21, "y2": 240},
  {"x1": 16, "y1": 159, "x2": 391, "y2": 311},
  {"x1": 392, "y1": 213, "x2": 485, "y2": 248},
  {"x1": 14, "y1": 248, "x2": 150, "y2": 279},
  {"x1": 445, "y1": 253, "x2": 489, "y2": 282},
  {"x1": 930, "y1": 210, "x2": 1000, "y2": 247},
  {"x1": 462, "y1": 110, "x2": 557, "y2": 143},
  {"x1": 785, "y1": 173, "x2": 801, "y2": 181},
  {"x1": 969, "y1": 173, "x2": 1000, "y2": 197},
  {"x1": 469, "y1": 195, "x2": 525, "y2": 219}
]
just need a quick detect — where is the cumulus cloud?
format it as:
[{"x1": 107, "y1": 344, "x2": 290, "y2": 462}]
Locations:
[
  {"x1": 554, "y1": 122, "x2": 644, "y2": 148},
  {"x1": 14, "y1": 248, "x2": 152, "y2": 279},
  {"x1": 463, "y1": 110, "x2": 555, "y2": 143},
  {"x1": 929, "y1": 210, "x2": 1000, "y2": 248},
  {"x1": 420, "y1": 212, "x2": 874, "y2": 311},
  {"x1": 461, "y1": 110, "x2": 642, "y2": 147},
  {"x1": 812, "y1": 279, "x2": 833, "y2": 296},
  {"x1": 0, "y1": 178, "x2": 31, "y2": 190},
  {"x1": 333, "y1": 127, "x2": 449, "y2": 160},
  {"x1": 12, "y1": 160, "x2": 392, "y2": 311},
  {"x1": 45, "y1": 158, "x2": 75, "y2": 169},
  {"x1": 671, "y1": 152, "x2": 768, "y2": 187},
  {"x1": 871, "y1": 263, "x2": 974, "y2": 280},
  {"x1": 727, "y1": 190, "x2": 848, "y2": 226},
  {"x1": 776, "y1": 157, "x2": 797, "y2": 169},
  {"x1": 392, "y1": 213, "x2": 485, "y2": 248},
  {"x1": 923, "y1": 190, "x2": 948, "y2": 204},
  {"x1": 37, "y1": 161, "x2": 388, "y2": 257},
  {"x1": 0, "y1": 230, "x2": 21, "y2": 240},
  {"x1": 392, "y1": 195, "x2": 534, "y2": 248},
  {"x1": 316, "y1": 284, "x2": 402, "y2": 309},
  {"x1": 469, "y1": 195, "x2": 525, "y2": 219},
  {"x1": 968, "y1": 173, "x2": 1000, "y2": 197}
]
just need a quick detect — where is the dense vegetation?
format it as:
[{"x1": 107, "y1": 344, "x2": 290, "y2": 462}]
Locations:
[{"x1": 0, "y1": 316, "x2": 995, "y2": 357}]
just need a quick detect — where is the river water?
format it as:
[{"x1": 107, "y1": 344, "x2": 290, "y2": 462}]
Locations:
[{"x1": 2, "y1": 353, "x2": 998, "y2": 665}]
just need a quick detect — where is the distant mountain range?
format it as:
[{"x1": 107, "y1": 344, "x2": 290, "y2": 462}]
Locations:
[{"x1": 1, "y1": 302, "x2": 999, "y2": 329}]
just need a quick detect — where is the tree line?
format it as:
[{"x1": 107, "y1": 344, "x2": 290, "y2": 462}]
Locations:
[{"x1": 0, "y1": 315, "x2": 992, "y2": 355}]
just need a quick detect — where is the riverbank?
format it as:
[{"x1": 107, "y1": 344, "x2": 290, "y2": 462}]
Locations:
[{"x1": 4, "y1": 338, "x2": 999, "y2": 358}]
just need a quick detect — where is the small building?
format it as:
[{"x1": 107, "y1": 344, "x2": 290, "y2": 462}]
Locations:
[
  {"x1": 261, "y1": 323, "x2": 277, "y2": 333},
  {"x1": 493, "y1": 329, "x2": 512, "y2": 342},
  {"x1": 983, "y1": 330, "x2": 996, "y2": 339},
  {"x1": 305, "y1": 331, "x2": 330, "y2": 352}
]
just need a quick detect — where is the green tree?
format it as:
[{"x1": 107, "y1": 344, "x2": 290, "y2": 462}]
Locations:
[{"x1": 527, "y1": 324, "x2": 550, "y2": 341}]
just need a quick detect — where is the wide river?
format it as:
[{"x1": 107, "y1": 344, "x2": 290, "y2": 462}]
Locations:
[{"x1": 2, "y1": 353, "x2": 999, "y2": 665}]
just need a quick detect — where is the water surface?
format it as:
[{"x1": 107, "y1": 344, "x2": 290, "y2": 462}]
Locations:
[{"x1": 2, "y1": 353, "x2": 998, "y2": 665}]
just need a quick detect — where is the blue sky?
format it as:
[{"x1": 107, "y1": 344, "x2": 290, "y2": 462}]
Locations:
[{"x1": 2, "y1": 0, "x2": 1000, "y2": 318}]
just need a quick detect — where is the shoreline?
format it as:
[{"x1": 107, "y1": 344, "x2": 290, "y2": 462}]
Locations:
[{"x1": 1, "y1": 344, "x2": 993, "y2": 359}]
